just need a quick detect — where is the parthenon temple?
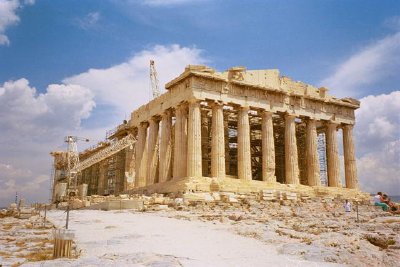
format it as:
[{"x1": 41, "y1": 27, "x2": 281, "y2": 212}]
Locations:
[{"x1": 51, "y1": 65, "x2": 363, "y2": 200}]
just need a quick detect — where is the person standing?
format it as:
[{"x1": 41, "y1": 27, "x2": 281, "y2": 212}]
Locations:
[{"x1": 344, "y1": 199, "x2": 352, "y2": 212}]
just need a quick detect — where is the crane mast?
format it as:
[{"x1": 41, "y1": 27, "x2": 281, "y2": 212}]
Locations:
[
  {"x1": 150, "y1": 60, "x2": 160, "y2": 98},
  {"x1": 65, "y1": 136, "x2": 89, "y2": 196}
]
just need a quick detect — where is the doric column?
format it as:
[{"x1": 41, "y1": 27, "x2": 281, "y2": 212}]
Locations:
[
  {"x1": 146, "y1": 117, "x2": 160, "y2": 185},
  {"x1": 173, "y1": 107, "x2": 182, "y2": 179},
  {"x1": 181, "y1": 104, "x2": 188, "y2": 177},
  {"x1": 261, "y1": 110, "x2": 276, "y2": 183},
  {"x1": 237, "y1": 106, "x2": 252, "y2": 180},
  {"x1": 135, "y1": 122, "x2": 148, "y2": 188},
  {"x1": 159, "y1": 110, "x2": 172, "y2": 183},
  {"x1": 305, "y1": 118, "x2": 321, "y2": 186},
  {"x1": 187, "y1": 100, "x2": 202, "y2": 177},
  {"x1": 211, "y1": 102, "x2": 225, "y2": 178},
  {"x1": 224, "y1": 111, "x2": 231, "y2": 174},
  {"x1": 326, "y1": 121, "x2": 340, "y2": 187},
  {"x1": 173, "y1": 104, "x2": 188, "y2": 179},
  {"x1": 285, "y1": 114, "x2": 300, "y2": 184},
  {"x1": 201, "y1": 109, "x2": 210, "y2": 176},
  {"x1": 343, "y1": 124, "x2": 358, "y2": 189}
]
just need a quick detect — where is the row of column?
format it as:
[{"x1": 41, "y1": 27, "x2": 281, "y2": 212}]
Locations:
[{"x1": 134, "y1": 101, "x2": 358, "y2": 189}]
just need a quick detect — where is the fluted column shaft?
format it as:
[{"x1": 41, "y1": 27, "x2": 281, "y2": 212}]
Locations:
[
  {"x1": 237, "y1": 106, "x2": 252, "y2": 180},
  {"x1": 147, "y1": 118, "x2": 159, "y2": 185},
  {"x1": 285, "y1": 114, "x2": 300, "y2": 184},
  {"x1": 159, "y1": 110, "x2": 172, "y2": 183},
  {"x1": 173, "y1": 107, "x2": 182, "y2": 179},
  {"x1": 173, "y1": 105, "x2": 187, "y2": 178},
  {"x1": 305, "y1": 119, "x2": 321, "y2": 186},
  {"x1": 326, "y1": 122, "x2": 340, "y2": 187},
  {"x1": 211, "y1": 103, "x2": 225, "y2": 178},
  {"x1": 187, "y1": 100, "x2": 202, "y2": 177},
  {"x1": 135, "y1": 122, "x2": 148, "y2": 187},
  {"x1": 224, "y1": 111, "x2": 231, "y2": 174},
  {"x1": 180, "y1": 105, "x2": 188, "y2": 177},
  {"x1": 261, "y1": 111, "x2": 276, "y2": 182},
  {"x1": 343, "y1": 124, "x2": 358, "y2": 189}
]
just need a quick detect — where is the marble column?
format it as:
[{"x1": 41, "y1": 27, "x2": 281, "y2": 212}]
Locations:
[
  {"x1": 135, "y1": 122, "x2": 148, "y2": 188},
  {"x1": 326, "y1": 121, "x2": 340, "y2": 187},
  {"x1": 201, "y1": 110, "x2": 210, "y2": 176},
  {"x1": 159, "y1": 110, "x2": 172, "y2": 183},
  {"x1": 343, "y1": 124, "x2": 358, "y2": 189},
  {"x1": 187, "y1": 100, "x2": 202, "y2": 177},
  {"x1": 147, "y1": 118, "x2": 159, "y2": 185},
  {"x1": 237, "y1": 106, "x2": 252, "y2": 180},
  {"x1": 285, "y1": 114, "x2": 300, "y2": 185},
  {"x1": 224, "y1": 110, "x2": 231, "y2": 174},
  {"x1": 180, "y1": 105, "x2": 188, "y2": 177},
  {"x1": 261, "y1": 110, "x2": 276, "y2": 183},
  {"x1": 305, "y1": 118, "x2": 321, "y2": 186},
  {"x1": 173, "y1": 106, "x2": 182, "y2": 179},
  {"x1": 211, "y1": 102, "x2": 225, "y2": 178}
]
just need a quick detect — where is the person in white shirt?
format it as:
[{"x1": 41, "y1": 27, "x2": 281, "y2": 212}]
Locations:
[{"x1": 344, "y1": 200, "x2": 351, "y2": 212}]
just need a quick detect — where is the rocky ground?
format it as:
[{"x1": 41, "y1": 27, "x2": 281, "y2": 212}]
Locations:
[
  {"x1": 0, "y1": 212, "x2": 55, "y2": 266},
  {"x1": 157, "y1": 198, "x2": 400, "y2": 267},
  {"x1": 1, "y1": 195, "x2": 399, "y2": 266}
]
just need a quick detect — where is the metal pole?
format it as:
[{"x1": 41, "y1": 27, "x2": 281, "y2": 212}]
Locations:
[
  {"x1": 44, "y1": 205, "x2": 47, "y2": 225},
  {"x1": 356, "y1": 202, "x2": 359, "y2": 222},
  {"x1": 66, "y1": 204, "x2": 70, "y2": 229}
]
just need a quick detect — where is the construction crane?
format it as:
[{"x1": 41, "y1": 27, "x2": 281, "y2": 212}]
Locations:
[
  {"x1": 65, "y1": 136, "x2": 89, "y2": 196},
  {"x1": 150, "y1": 60, "x2": 160, "y2": 98},
  {"x1": 73, "y1": 134, "x2": 136, "y2": 173}
]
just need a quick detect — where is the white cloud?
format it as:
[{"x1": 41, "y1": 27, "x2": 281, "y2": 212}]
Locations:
[
  {"x1": 0, "y1": 78, "x2": 95, "y2": 140},
  {"x1": 321, "y1": 32, "x2": 400, "y2": 98},
  {"x1": 0, "y1": 44, "x2": 207, "y2": 206},
  {"x1": 64, "y1": 44, "x2": 207, "y2": 118},
  {"x1": 0, "y1": 78, "x2": 95, "y2": 206},
  {"x1": 0, "y1": 0, "x2": 34, "y2": 46},
  {"x1": 75, "y1": 11, "x2": 101, "y2": 30},
  {"x1": 354, "y1": 91, "x2": 400, "y2": 195},
  {"x1": 0, "y1": 163, "x2": 48, "y2": 206},
  {"x1": 384, "y1": 16, "x2": 400, "y2": 31}
]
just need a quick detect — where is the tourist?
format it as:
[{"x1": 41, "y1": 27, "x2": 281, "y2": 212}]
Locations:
[
  {"x1": 382, "y1": 194, "x2": 390, "y2": 205},
  {"x1": 373, "y1": 192, "x2": 389, "y2": 211},
  {"x1": 343, "y1": 200, "x2": 351, "y2": 212}
]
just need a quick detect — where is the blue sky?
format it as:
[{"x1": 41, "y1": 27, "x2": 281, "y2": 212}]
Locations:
[{"x1": 0, "y1": 0, "x2": 399, "y2": 206}]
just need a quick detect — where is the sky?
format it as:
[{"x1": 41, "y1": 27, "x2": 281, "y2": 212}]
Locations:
[{"x1": 0, "y1": 0, "x2": 399, "y2": 206}]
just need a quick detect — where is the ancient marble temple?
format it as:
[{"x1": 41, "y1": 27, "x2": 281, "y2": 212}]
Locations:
[{"x1": 121, "y1": 65, "x2": 360, "y2": 195}]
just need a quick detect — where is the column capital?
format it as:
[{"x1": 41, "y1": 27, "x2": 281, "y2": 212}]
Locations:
[
  {"x1": 162, "y1": 108, "x2": 172, "y2": 117},
  {"x1": 284, "y1": 113, "x2": 297, "y2": 120},
  {"x1": 304, "y1": 116, "x2": 317, "y2": 122},
  {"x1": 139, "y1": 121, "x2": 149, "y2": 127},
  {"x1": 342, "y1": 123, "x2": 354, "y2": 130},
  {"x1": 240, "y1": 105, "x2": 250, "y2": 111},
  {"x1": 176, "y1": 102, "x2": 188, "y2": 110},
  {"x1": 149, "y1": 115, "x2": 161, "y2": 123},
  {"x1": 187, "y1": 98, "x2": 201, "y2": 104},
  {"x1": 260, "y1": 109, "x2": 273, "y2": 116},
  {"x1": 326, "y1": 120, "x2": 340, "y2": 130},
  {"x1": 209, "y1": 100, "x2": 224, "y2": 107}
]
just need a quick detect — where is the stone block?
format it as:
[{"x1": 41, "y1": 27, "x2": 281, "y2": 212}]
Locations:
[
  {"x1": 101, "y1": 199, "x2": 144, "y2": 211},
  {"x1": 174, "y1": 198, "x2": 184, "y2": 206},
  {"x1": 183, "y1": 193, "x2": 206, "y2": 203},
  {"x1": 204, "y1": 194, "x2": 214, "y2": 202},
  {"x1": 70, "y1": 199, "x2": 84, "y2": 209},
  {"x1": 211, "y1": 192, "x2": 221, "y2": 201}
]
